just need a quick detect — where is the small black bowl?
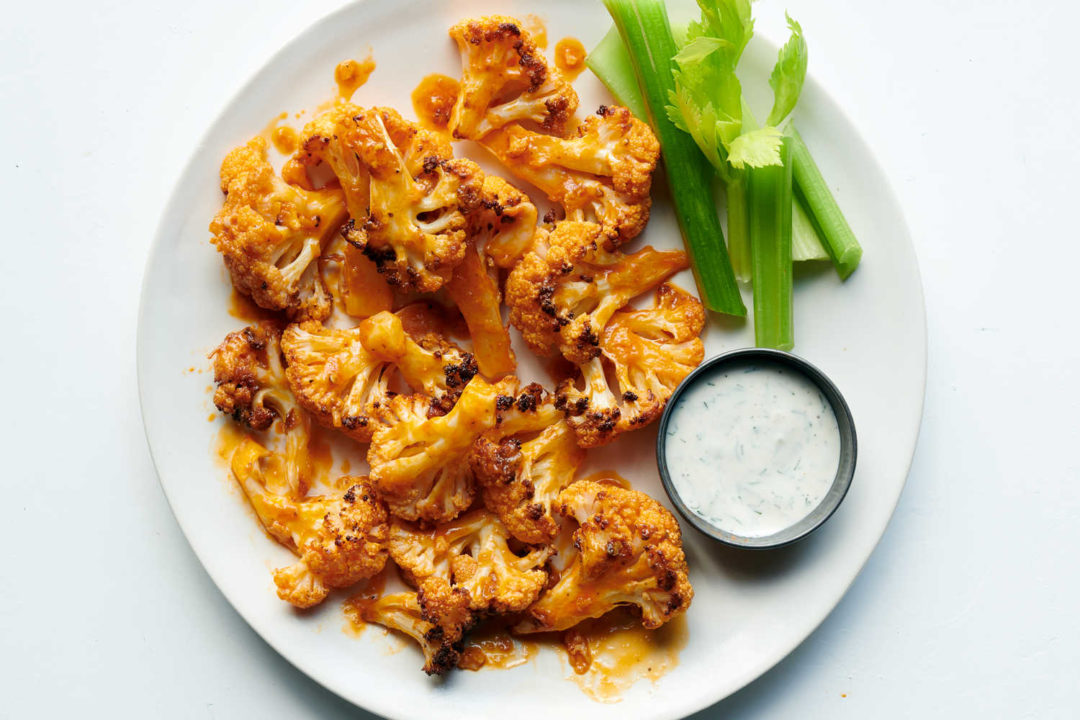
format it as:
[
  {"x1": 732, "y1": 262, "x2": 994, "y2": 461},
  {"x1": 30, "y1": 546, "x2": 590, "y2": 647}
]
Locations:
[{"x1": 656, "y1": 348, "x2": 858, "y2": 549}]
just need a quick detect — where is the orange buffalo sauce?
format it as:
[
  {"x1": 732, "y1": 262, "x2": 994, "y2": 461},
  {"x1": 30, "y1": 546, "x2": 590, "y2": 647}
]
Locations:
[
  {"x1": 335, "y1": 56, "x2": 376, "y2": 101},
  {"x1": 452, "y1": 609, "x2": 687, "y2": 699},
  {"x1": 579, "y1": 469, "x2": 632, "y2": 489},
  {"x1": 458, "y1": 621, "x2": 540, "y2": 671},
  {"x1": 342, "y1": 593, "x2": 686, "y2": 697},
  {"x1": 214, "y1": 421, "x2": 249, "y2": 468},
  {"x1": 561, "y1": 609, "x2": 688, "y2": 702},
  {"x1": 342, "y1": 573, "x2": 390, "y2": 638},
  {"x1": 411, "y1": 73, "x2": 460, "y2": 132},
  {"x1": 271, "y1": 125, "x2": 299, "y2": 154},
  {"x1": 554, "y1": 37, "x2": 587, "y2": 80},
  {"x1": 226, "y1": 288, "x2": 279, "y2": 323},
  {"x1": 394, "y1": 300, "x2": 470, "y2": 340},
  {"x1": 522, "y1": 14, "x2": 548, "y2": 49},
  {"x1": 343, "y1": 244, "x2": 393, "y2": 318}
]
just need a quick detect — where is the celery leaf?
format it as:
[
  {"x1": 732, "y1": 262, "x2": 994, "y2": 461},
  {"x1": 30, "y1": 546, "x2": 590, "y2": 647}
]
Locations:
[
  {"x1": 727, "y1": 127, "x2": 784, "y2": 169},
  {"x1": 766, "y1": 15, "x2": 808, "y2": 127}
]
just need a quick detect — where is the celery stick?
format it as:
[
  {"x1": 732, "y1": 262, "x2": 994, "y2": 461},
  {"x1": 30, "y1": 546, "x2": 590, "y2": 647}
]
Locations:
[
  {"x1": 789, "y1": 126, "x2": 862, "y2": 278},
  {"x1": 587, "y1": 23, "x2": 693, "y2": 121},
  {"x1": 727, "y1": 176, "x2": 751, "y2": 281},
  {"x1": 792, "y1": 194, "x2": 828, "y2": 261},
  {"x1": 740, "y1": 106, "x2": 824, "y2": 264},
  {"x1": 586, "y1": 26, "x2": 649, "y2": 120},
  {"x1": 604, "y1": 0, "x2": 746, "y2": 317},
  {"x1": 747, "y1": 136, "x2": 794, "y2": 350}
]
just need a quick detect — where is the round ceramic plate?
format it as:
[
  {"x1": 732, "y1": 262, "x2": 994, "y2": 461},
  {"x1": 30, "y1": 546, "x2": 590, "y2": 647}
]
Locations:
[{"x1": 137, "y1": 1, "x2": 926, "y2": 718}]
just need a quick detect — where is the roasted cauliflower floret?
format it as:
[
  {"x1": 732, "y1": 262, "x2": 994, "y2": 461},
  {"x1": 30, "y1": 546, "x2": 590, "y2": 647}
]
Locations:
[
  {"x1": 471, "y1": 419, "x2": 584, "y2": 545},
  {"x1": 351, "y1": 592, "x2": 466, "y2": 675},
  {"x1": 210, "y1": 137, "x2": 346, "y2": 320},
  {"x1": 472, "y1": 174, "x2": 538, "y2": 269},
  {"x1": 212, "y1": 322, "x2": 288, "y2": 429},
  {"x1": 367, "y1": 377, "x2": 548, "y2": 523},
  {"x1": 449, "y1": 16, "x2": 578, "y2": 139},
  {"x1": 556, "y1": 284, "x2": 705, "y2": 448},
  {"x1": 388, "y1": 510, "x2": 551, "y2": 616},
  {"x1": 211, "y1": 322, "x2": 310, "y2": 495},
  {"x1": 280, "y1": 321, "x2": 393, "y2": 442},
  {"x1": 367, "y1": 377, "x2": 511, "y2": 523},
  {"x1": 337, "y1": 107, "x2": 484, "y2": 292},
  {"x1": 230, "y1": 439, "x2": 389, "y2": 608},
  {"x1": 517, "y1": 480, "x2": 693, "y2": 632},
  {"x1": 444, "y1": 237, "x2": 515, "y2": 379},
  {"x1": 505, "y1": 221, "x2": 690, "y2": 364},
  {"x1": 490, "y1": 381, "x2": 561, "y2": 436},
  {"x1": 480, "y1": 105, "x2": 659, "y2": 246},
  {"x1": 292, "y1": 103, "x2": 371, "y2": 219},
  {"x1": 356, "y1": 311, "x2": 478, "y2": 413},
  {"x1": 442, "y1": 176, "x2": 537, "y2": 379}
]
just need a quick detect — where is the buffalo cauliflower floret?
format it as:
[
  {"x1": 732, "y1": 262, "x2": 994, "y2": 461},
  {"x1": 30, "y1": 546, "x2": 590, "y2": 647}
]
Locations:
[
  {"x1": 280, "y1": 321, "x2": 393, "y2": 442},
  {"x1": 448, "y1": 16, "x2": 578, "y2": 139},
  {"x1": 366, "y1": 376, "x2": 512, "y2": 523},
  {"x1": 480, "y1": 105, "x2": 659, "y2": 246},
  {"x1": 505, "y1": 221, "x2": 690, "y2": 364},
  {"x1": 443, "y1": 176, "x2": 538, "y2": 379},
  {"x1": 230, "y1": 438, "x2": 389, "y2": 608},
  {"x1": 489, "y1": 381, "x2": 562, "y2": 436},
  {"x1": 356, "y1": 311, "x2": 478, "y2": 413},
  {"x1": 388, "y1": 510, "x2": 551, "y2": 617},
  {"x1": 281, "y1": 313, "x2": 477, "y2": 440},
  {"x1": 516, "y1": 480, "x2": 693, "y2": 632},
  {"x1": 471, "y1": 174, "x2": 538, "y2": 269},
  {"x1": 444, "y1": 237, "x2": 515, "y2": 379},
  {"x1": 210, "y1": 137, "x2": 347, "y2": 321},
  {"x1": 367, "y1": 377, "x2": 551, "y2": 523},
  {"x1": 336, "y1": 107, "x2": 484, "y2": 292},
  {"x1": 292, "y1": 103, "x2": 371, "y2": 219},
  {"x1": 471, "y1": 419, "x2": 584, "y2": 545},
  {"x1": 211, "y1": 321, "x2": 310, "y2": 496},
  {"x1": 556, "y1": 284, "x2": 706, "y2": 448},
  {"x1": 351, "y1": 591, "x2": 467, "y2": 675},
  {"x1": 211, "y1": 322, "x2": 288, "y2": 430}
]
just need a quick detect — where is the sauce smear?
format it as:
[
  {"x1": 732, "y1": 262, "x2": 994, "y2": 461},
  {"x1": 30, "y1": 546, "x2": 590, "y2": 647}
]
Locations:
[
  {"x1": 554, "y1": 38, "x2": 587, "y2": 80},
  {"x1": 458, "y1": 621, "x2": 538, "y2": 671},
  {"x1": 411, "y1": 74, "x2": 460, "y2": 132},
  {"x1": 562, "y1": 609, "x2": 688, "y2": 702},
  {"x1": 227, "y1": 288, "x2": 279, "y2": 323},
  {"x1": 335, "y1": 56, "x2": 376, "y2": 101},
  {"x1": 521, "y1": 14, "x2": 548, "y2": 48},
  {"x1": 579, "y1": 469, "x2": 632, "y2": 489},
  {"x1": 271, "y1": 125, "x2": 299, "y2": 154}
]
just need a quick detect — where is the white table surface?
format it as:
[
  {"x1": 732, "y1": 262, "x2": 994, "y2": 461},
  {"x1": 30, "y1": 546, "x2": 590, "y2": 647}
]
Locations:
[{"x1": 2, "y1": 0, "x2": 1078, "y2": 717}]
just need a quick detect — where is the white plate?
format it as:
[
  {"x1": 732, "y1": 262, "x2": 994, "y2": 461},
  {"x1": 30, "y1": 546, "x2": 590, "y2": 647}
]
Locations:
[{"x1": 137, "y1": 1, "x2": 926, "y2": 718}]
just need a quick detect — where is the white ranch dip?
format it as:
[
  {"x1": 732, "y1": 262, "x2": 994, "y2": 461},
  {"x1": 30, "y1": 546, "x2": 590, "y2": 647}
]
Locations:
[{"x1": 664, "y1": 362, "x2": 841, "y2": 538}]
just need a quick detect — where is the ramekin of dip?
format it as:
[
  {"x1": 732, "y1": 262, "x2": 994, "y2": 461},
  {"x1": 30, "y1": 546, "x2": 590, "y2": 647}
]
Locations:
[{"x1": 656, "y1": 349, "x2": 857, "y2": 549}]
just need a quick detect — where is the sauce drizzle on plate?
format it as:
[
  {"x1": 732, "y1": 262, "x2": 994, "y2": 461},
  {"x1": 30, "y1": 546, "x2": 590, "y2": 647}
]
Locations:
[
  {"x1": 554, "y1": 37, "x2": 587, "y2": 80},
  {"x1": 411, "y1": 73, "x2": 460, "y2": 132},
  {"x1": 335, "y1": 56, "x2": 376, "y2": 101}
]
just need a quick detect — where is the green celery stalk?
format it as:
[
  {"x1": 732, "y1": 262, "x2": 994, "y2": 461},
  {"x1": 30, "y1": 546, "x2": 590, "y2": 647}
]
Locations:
[
  {"x1": 586, "y1": 26, "x2": 649, "y2": 120},
  {"x1": 747, "y1": 136, "x2": 794, "y2": 350},
  {"x1": 726, "y1": 176, "x2": 751, "y2": 281},
  {"x1": 792, "y1": 193, "x2": 828, "y2": 261},
  {"x1": 604, "y1": 0, "x2": 746, "y2": 317},
  {"x1": 789, "y1": 126, "x2": 862, "y2": 278}
]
